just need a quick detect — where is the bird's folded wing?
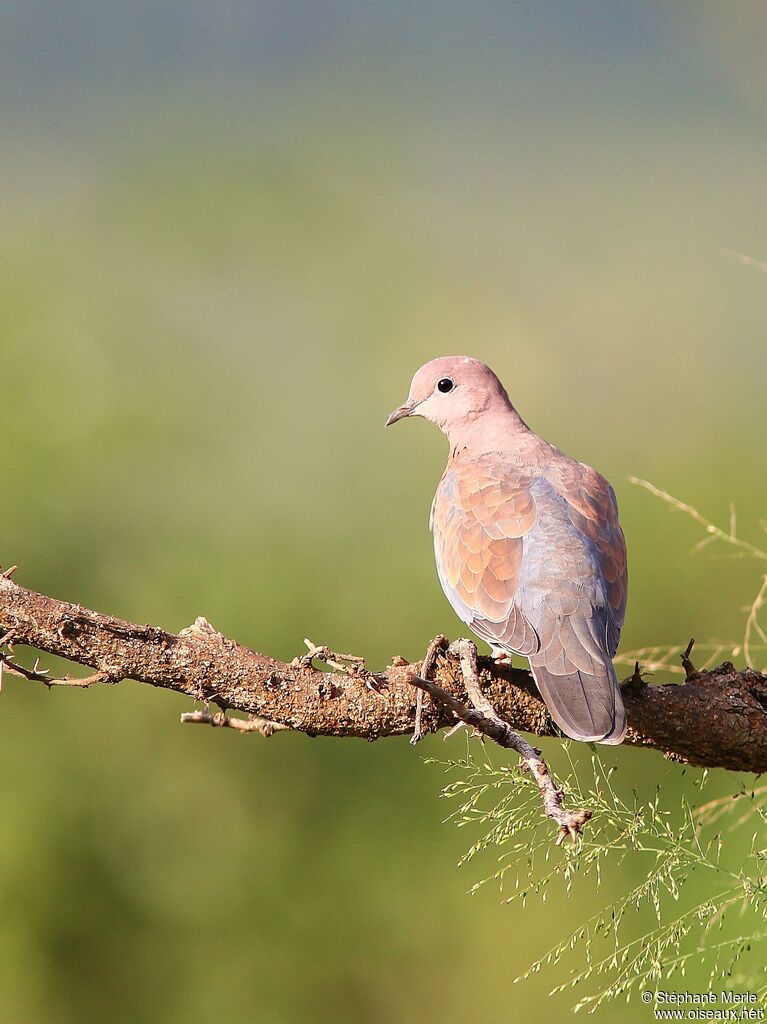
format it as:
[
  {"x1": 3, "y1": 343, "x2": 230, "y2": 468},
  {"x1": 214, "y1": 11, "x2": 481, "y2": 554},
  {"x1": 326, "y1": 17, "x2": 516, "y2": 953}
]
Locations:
[
  {"x1": 431, "y1": 462, "x2": 540, "y2": 655},
  {"x1": 548, "y1": 459, "x2": 628, "y2": 656},
  {"x1": 432, "y1": 454, "x2": 628, "y2": 743}
]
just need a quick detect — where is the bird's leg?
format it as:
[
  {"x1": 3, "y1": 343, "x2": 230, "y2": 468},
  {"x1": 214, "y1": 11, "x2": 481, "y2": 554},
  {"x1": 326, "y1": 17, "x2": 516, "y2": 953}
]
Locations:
[
  {"x1": 411, "y1": 634, "x2": 449, "y2": 745},
  {"x1": 491, "y1": 645, "x2": 513, "y2": 667}
]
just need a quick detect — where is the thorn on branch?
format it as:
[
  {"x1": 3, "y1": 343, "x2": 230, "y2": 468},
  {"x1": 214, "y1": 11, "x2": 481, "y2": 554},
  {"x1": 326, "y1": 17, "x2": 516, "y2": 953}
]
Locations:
[
  {"x1": 180, "y1": 707, "x2": 290, "y2": 736},
  {"x1": 681, "y1": 638, "x2": 697, "y2": 681},
  {"x1": 622, "y1": 661, "x2": 648, "y2": 696}
]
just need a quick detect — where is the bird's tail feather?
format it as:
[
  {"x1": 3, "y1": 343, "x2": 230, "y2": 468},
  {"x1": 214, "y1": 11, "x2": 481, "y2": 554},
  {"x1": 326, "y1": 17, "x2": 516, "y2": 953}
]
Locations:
[{"x1": 530, "y1": 658, "x2": 627, "y2": 745}]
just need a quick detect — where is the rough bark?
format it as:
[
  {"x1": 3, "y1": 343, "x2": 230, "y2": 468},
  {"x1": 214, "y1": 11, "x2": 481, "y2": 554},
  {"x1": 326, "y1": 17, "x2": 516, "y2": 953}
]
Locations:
[{"x1": 1, "y1": 575, "x2": 766, "y2": 773}]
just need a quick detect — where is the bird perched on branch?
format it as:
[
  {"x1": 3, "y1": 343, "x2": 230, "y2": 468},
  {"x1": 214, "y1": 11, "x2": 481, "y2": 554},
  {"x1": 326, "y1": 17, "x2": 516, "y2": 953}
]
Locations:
[{"x1": 386, "y1": 356, "x2": 627, "y2": 744}]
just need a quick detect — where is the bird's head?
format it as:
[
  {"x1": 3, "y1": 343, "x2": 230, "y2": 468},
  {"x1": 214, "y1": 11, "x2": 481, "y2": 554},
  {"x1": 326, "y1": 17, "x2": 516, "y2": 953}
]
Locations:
[{"x1": 386, "y1": 356, "x2": 519, "y2": 446}]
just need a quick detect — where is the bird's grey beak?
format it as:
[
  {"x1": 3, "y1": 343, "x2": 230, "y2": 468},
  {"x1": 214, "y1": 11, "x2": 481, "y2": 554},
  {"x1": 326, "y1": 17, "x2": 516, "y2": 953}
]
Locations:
[{"x1": 385, "y1": 399, "x2": 420, "y2": 426}]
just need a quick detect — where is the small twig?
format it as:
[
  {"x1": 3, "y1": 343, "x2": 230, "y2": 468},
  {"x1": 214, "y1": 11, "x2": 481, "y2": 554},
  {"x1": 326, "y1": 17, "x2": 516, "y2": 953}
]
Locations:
[
  {"x1": 180, "y1": 707, "x2": 289, "y2": 736},
  {"x1": 744, "y1": 575, "x2": 767, "y2": 668},
  {"x1": 48, "y1": 666, "x2": 125, "y2": 688},
  {"x1": 411, "y1": 634, "x2": 448, "y2": 745},
  {"x1": 409, "y1": 638, "x2": 592, "y2": 844},
  {"x1": 294, "y1": 638, "x2": 366, "y2": 676},
  {"x1": 681, "y1": 638, "x2": 697, "y2": 681},
  {"x1": 721, "y1": 248, "x2": 767, "y2": 276},
  {"x1": 0, "y1": 648, "x2": 123, "y2": 688},
  {"x1": 630, "y1": 478, "x2": 767, "y2": 563},
  {"x1": 443, "y1": 720, "x2": 469, "y2": 741}
]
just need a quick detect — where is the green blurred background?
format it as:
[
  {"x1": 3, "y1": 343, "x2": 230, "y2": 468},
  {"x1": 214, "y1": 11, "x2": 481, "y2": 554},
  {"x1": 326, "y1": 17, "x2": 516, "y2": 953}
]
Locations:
[{"x1": 1, "y1": 4, "x2": 766, "y2": 1021}]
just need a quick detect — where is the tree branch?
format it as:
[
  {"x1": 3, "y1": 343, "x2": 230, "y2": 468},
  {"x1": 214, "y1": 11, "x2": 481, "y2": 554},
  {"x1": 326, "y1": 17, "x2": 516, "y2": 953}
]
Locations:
[{"x1": 1, "y1": 575, "x2": 766, "y2": 773}]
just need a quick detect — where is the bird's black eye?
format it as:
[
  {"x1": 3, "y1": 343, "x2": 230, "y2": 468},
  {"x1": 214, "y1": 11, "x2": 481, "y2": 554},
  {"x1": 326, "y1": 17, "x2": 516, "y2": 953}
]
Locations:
[{"x1": 437, "y1": 377, "x2": 454, "y2": 394}]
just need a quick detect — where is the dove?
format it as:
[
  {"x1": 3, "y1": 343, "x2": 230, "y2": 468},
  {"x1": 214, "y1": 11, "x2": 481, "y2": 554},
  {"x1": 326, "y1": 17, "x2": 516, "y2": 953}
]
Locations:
[{"x1": 386, "y1": 356, "x2": 627, "y2": 744}]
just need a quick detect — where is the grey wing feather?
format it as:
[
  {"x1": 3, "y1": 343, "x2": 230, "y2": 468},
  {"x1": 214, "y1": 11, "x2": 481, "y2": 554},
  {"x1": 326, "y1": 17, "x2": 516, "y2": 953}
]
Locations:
[{"x1": 515, "y1": 478, "x2": 627, "y2": 744}]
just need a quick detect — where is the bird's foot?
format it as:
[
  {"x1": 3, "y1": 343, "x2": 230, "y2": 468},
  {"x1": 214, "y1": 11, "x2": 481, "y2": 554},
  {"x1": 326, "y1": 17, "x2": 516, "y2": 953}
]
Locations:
[{"x1": 411, "y1": 634, "x2": 449, "y2": 745}]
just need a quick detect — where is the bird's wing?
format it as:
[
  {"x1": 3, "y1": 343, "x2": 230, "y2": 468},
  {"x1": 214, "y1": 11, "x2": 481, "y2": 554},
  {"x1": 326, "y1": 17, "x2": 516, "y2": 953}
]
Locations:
[
  {"x1": 516, "y1": 464, "x2": 627, "y2": 744},
  {"x1": 547, "y1": 458, "x2": 628, "y2": 657},
  {"x1": 432, "y1": 453, "x2": 628, "y2": 744},
  {"x1": 431, "y1": 460, "x2": 540, "y2": 655}
]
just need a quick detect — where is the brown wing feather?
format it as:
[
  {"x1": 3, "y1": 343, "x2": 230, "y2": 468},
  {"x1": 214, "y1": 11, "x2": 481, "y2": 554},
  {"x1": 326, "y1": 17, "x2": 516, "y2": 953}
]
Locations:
[{"x1": 431, "y1": 460, "x2": 539, "y2": 655}]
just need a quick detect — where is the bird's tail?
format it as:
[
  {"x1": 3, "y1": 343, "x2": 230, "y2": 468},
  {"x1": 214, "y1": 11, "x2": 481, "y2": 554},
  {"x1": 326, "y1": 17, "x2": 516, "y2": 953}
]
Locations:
[{"x1": 529, "y1": 657, "x2": 627, "y2": 745}]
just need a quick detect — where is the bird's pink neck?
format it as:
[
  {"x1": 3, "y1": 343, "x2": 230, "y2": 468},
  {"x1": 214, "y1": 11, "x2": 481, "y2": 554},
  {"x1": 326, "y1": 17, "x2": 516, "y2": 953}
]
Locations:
[{"x1": 445, "y1": 403, "x2": 531, "y2": 457}]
